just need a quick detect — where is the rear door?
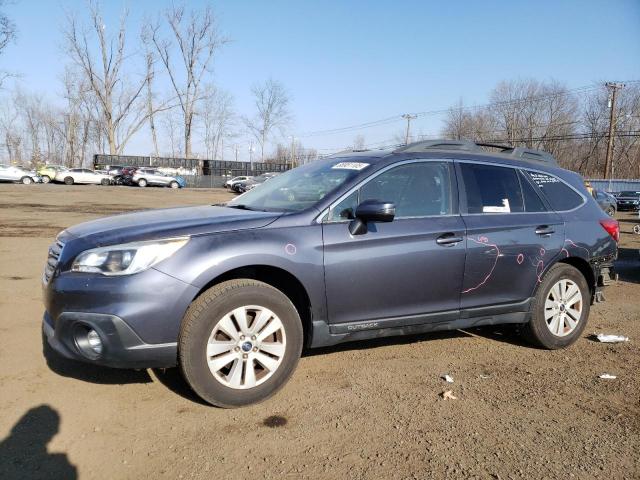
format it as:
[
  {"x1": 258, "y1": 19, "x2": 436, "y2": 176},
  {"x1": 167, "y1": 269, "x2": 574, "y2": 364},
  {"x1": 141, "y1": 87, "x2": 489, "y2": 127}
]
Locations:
[
  {"x1": 322, "y1": 160, "x2": 467, "y2": 329},
  {"x1": 456, "y1": 161, "x2": 565, "y2": 311}
]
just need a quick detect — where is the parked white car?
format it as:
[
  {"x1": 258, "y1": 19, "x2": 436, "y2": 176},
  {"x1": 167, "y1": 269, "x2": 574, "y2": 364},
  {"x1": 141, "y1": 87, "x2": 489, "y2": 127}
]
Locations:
[
  {"x1": 224, "y1": 175, "x2": 250, "y2": 190},
  {"x1": 55, "y1": 168, "x2": 112, "y2": 185},
  {"x1": 0, "y1": 164, "x2": 42, "y2": 184},
  {"x1": 132, "y1": 168, "x2": 184, "y2": 188}
]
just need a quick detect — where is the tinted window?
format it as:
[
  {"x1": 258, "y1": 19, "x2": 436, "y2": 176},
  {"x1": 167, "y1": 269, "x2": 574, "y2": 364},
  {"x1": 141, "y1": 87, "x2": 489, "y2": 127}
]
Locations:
[
  {"x1": 526, "y1": 171, "x2": 584, "y2": 211},
  {"x1": 519, "y1": 171, "x2": 547, "y2": 212},
  {"x1": 328, "y1": 162, "x2": 452, "y2": 221},
  {"x1": 460, "y1": 163, "x2": 523, "y2": 214}
]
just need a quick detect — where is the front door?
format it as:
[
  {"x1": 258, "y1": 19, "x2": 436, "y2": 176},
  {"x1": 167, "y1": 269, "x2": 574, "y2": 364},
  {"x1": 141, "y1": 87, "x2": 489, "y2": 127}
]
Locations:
[
  {"x1": 456, "y1": 161, "x2": 565, "y2": 311},
  {"x1": 322, "y1": 160, "x2": 466, "y2": 330}
]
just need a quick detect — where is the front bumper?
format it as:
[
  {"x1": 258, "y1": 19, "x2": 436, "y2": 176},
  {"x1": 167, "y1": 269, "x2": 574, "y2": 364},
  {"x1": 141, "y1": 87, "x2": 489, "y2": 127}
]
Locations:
[
  {"x1": 42, "y1": 266, "x2": 199, "y2": 369},
  {"x1": 43, "y1": 311, "x2": 177, "y2": 368}
]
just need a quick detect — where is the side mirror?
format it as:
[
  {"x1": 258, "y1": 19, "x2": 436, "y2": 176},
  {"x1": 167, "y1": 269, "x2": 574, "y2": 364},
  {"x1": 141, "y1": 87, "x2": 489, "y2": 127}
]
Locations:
[{"x1": 349, "y1": 199, "x2": 396, "y2": 235}]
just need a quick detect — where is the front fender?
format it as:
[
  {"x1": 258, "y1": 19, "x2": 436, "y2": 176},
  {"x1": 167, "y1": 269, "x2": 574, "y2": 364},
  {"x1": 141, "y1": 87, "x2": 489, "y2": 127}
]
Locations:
[{"x1": 153, "y1": 224, "x2": 327, "y2": 323}]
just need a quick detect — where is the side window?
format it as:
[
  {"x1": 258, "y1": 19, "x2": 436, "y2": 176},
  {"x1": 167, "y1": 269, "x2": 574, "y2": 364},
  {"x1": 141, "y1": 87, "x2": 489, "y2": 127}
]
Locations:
[
  {"x1": 519, "y1": 171, "x2": 547, "y2": 212},
  {"x1": 326, "y1": 162, "x2": 453, "y2": 222},
  {"x1": 526, "y1": 171, "x2": 584, "y2": 211},
  {"x1": 460, "y1": 163, "x2": 523, "y2": 214}
]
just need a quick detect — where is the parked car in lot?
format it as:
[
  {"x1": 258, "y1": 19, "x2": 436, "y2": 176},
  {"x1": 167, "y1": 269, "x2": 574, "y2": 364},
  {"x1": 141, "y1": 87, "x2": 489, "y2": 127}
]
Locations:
[
  {"x1": 0, "y1": 164, "x2": 42, "y2": 184},
  {"x1": 132, "y1": 168, "x2": 185, "y2": 188},
  {"x1": 56, "y1": 168, "x2": 112, "y2": 185},
  {"x1": 592, "y1": 189, "x2": 617, "y2": 216},
  {"x1": 37, "y1": 165, "x2": 68, "y2": 184},
  {"x1": 225, "y1": 176, "x2": 250, "y2": 190},
  {"x1": 614, "y1": 190, "x2": 640, "y2": 211},
  {"x1": 234, "y1": 174, "x2": 274, "y2": 193},
  {"x1": 42, "y1": 139, "x2": 618, "y2": 408}
]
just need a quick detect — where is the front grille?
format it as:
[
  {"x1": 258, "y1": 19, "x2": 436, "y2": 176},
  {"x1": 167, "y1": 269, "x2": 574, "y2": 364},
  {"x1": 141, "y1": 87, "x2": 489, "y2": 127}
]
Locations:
[{"x1": 43, "y1": 239, "x2": 65, "y2": 283}]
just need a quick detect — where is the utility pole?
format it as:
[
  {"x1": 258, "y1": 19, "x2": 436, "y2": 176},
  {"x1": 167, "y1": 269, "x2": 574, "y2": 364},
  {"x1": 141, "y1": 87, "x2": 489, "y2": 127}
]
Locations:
[
  {"x1": 604, "y1": 82, "x2": 625, "y2": 180},
  {"x1": 290, "y1": 136, "x2": 296, "y2": 169},
  {"x1": 401, "y1": 114, "x2": 417, "y2": 145}
]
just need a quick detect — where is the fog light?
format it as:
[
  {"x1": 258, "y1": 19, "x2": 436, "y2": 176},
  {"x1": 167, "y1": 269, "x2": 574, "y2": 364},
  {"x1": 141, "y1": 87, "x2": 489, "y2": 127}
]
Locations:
[{"x1": 87, "y1": 329, "x2": 103, "y2": 354}]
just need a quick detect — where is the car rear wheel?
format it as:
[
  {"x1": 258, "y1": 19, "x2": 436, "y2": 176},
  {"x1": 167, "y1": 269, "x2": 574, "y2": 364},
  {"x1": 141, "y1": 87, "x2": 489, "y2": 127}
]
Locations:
[
  {"x1": 21, "y1": 176, "x2": 33, "y2": 185},
  {"x1": 64, "y1": 176, "x2": 74, "y2": 185},
  {"x1": 137, "y1": 178, "x2": 147, "y2": 187},
  {"x1": 169, "y1": 181, "x2": 179, "y2": 189},
  {"x1": 41, "y1": 175, "x2": 51, "y2": 184},
  {"x1": 522, "y1": 263, "x2": 590, "y2": 349},
  {"x1": 179, "y1": 279, "x2": 303, "y2": 408},
  {"x1": 100, "y1": 178, "x2": 110, "y2": 186}
]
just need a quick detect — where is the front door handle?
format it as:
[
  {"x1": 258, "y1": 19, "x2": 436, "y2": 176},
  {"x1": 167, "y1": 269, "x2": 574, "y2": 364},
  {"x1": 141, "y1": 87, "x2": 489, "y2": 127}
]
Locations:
[
  {"x1": 436, "y1": 233, "x2": 464, "y2": 246},
  {"x1": 535, "y1": 225, "x2": 555, "y2": 236}
]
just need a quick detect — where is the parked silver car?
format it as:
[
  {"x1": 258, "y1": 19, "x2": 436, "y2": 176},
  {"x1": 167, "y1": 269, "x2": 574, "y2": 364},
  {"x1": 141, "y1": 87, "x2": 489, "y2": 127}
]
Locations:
[
  {"x1": 224, "y1": 175, "x2": 250, "y2": 190},
  {"x1": 55, "y1": 168, "x2": 112, "y2": 185},
  {"x1": 132, "y1": 168, "x2": 183, "y2": 188},
  {"x1": 0, "y1": 164, "x2": 42, "y2": 184}
]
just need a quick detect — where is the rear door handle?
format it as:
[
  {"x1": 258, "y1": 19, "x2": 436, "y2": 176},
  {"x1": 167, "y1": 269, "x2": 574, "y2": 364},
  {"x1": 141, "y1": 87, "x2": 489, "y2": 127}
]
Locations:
[
  {"x1": 436, "y1": 233, "x2": 464, "y2": 246},
  {"x1": 535, "y1": 225, "x2": 555, "y2": 236}
]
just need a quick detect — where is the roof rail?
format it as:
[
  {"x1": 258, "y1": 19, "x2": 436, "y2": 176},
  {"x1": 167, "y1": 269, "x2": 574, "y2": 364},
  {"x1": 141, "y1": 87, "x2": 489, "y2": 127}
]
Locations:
[
  {"x1": 394, "y1": 139, "x2": 481, "y2": 153},
  {"x1": 500, "y1": 147, "x2": 558, "y2": 165},
  {"x1": 394, "y1": 139, "x2": 558, "y2": 165}
]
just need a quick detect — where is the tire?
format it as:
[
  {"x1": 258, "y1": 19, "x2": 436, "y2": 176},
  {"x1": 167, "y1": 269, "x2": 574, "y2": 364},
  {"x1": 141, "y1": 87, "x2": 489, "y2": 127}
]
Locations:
[
  {"x1": 522, "y1": 263, "x2": 590, "y2": 349},
  {"x1": 169, "y1": 181, "x2": 179, "y2": 189},
  {"x1": 21, "y1": 176, "x2": 33, "y2": 185},
  {"x1": 137, "y1": 178, "x2": 147, "y2": 187},
  {"x1": 64, "y1": 176, "x2": 74, "y2": 185},
  {"x1": 605, "y1": 206, "x2": 615, "y2": 217},
  {"x1": 101, "y1": 178, "x2": 110, "y2": 186},
  {"x1": 179, "y1": 279, "x2": 303, "y2": 408},
  {"x1": 41, "y1": 175, "x2": 51, "y2": 184}
]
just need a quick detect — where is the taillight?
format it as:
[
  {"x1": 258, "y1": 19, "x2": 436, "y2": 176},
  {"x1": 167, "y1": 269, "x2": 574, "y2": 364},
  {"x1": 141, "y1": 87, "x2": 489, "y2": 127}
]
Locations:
[{"x1": 599, "y1": 218, "x2": 620, "y2": 242}]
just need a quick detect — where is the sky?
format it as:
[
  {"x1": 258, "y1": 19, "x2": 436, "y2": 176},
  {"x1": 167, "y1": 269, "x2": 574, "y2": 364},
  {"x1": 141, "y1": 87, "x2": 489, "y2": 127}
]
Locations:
[{"x1": 2, "y1": 0, "x2": 639, "y2": 160}]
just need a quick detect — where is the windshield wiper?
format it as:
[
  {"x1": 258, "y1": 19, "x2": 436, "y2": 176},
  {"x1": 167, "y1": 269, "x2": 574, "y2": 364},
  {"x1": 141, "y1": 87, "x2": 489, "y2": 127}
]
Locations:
[{"x1": 226, "y1": 204, "x2": 256, "y2": 211}]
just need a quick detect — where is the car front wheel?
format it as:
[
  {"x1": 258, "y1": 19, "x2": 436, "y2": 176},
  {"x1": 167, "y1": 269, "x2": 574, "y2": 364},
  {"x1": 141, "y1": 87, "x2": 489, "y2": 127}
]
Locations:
[
  {"x1": 21, "y1": 176, "x2": 33, "y2": 185},
  {"x1": 605, "y1": 206, "x2": 615, "y2": 217},
  {"x1": 179, "y1": 279, "x2": 303, "y2": 408},
  {"x1": 137, "y1": 178, "x2": 147, "y2": 187},
  {"x1": 41, "y1": 175, "x2": 51, "y2": 184},
  {"x1": 169, "y1": 181, "x2": 179, "y2": 189},
  {"x1": 522, "y1": 263, "x2": 590, "y2": 349},
  {"x1": 64, "y1": 176, "x2": 74, "y2": 185}
]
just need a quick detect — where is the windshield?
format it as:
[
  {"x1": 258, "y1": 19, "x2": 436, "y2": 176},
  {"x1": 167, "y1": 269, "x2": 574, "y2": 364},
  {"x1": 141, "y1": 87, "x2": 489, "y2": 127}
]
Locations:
[
  {"x1": 227, "y1": 159, "x2": 372, "y2": 212},
  {"x1": 620, "y1": 191, "x2": 640, "y2": 196}
]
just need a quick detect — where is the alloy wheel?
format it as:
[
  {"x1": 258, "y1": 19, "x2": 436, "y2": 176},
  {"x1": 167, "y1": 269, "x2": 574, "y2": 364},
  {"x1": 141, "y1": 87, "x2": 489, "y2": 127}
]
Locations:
[
  {"x1": 544, "y1": 279, "x2": 583, "y2": 337},
  {"x1": 206, "y1": 305, "x2": 286, "y2": 389}
]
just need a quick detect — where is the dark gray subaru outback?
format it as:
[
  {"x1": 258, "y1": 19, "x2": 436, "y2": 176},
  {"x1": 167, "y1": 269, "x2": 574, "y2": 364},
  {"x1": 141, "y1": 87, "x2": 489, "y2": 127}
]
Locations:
[{"x1": 43, "y1": 140, "x2": 618, "y2": 407}]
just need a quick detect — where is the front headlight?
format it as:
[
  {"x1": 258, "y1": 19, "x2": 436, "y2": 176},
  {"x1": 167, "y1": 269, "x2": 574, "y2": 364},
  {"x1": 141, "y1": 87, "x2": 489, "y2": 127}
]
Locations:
[{"x1": 71, "y1": 237, "x2": 189, "y2": 276}]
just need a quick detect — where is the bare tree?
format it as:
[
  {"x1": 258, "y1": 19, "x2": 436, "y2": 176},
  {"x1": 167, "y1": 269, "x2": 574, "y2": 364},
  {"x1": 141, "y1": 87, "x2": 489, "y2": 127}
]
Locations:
[
  {"x1": 0, "y1": 0, "x2": 17, "y2": 87},
  {"x1": 147, "y1": 5, "x2": 226, "y2": 159},
  {"x1": 200, "y1": 85, "x2": 235, "y2": 159},
  {"x1": 63, "y1": 1, "x2": 153, "y2": 154},
  {"x1": 244, "y1": 78, "x2": 291, "y2": 161},
  {"x1": 352, "y1": 134, "x2": 365, "y2": 150}
]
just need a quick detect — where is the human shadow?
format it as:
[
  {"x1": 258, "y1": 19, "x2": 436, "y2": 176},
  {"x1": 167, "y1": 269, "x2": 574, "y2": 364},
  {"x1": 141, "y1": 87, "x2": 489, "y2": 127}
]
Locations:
[
  {"x1": 42, "y1": 331, "x2": 152, "y2": 385},
  {"x1": 0, "y1": 405, "x2": 77, "y2": 480}
]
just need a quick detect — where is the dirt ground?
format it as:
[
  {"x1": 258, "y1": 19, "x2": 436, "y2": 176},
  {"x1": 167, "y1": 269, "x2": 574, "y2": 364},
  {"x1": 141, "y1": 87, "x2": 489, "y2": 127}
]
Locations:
[{"x1": 0, "y1": 183, "x2": 639, "y2": 480}]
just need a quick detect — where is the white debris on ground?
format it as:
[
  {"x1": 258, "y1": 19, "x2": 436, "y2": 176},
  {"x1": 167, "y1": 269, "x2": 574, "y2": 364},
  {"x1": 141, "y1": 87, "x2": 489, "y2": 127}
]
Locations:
[
  {"x1": 441, "y1": 374, "x2": 454, "y2": 383},
  {"x1": 598, "y1": 373, "x2": 617, "y2": 380},
  {"x1": 596, "y1": 334, "x2": 630, "y2": 343},
  {"x1": 441, "y1": 390, "x2": 458, "y2": 400}
]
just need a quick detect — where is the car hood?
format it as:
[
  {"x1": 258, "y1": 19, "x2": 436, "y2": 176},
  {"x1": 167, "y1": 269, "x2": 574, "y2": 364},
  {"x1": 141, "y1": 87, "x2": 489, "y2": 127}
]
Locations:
[{"x1": 63, "y1": 205, "x2": 281, "y2": 247}]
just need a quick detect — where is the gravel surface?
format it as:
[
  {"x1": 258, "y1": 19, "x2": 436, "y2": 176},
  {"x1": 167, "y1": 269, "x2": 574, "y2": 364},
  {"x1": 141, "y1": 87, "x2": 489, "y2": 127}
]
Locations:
[{"x1": 0, "y1": 184, "x2": 638, "y2": 479}]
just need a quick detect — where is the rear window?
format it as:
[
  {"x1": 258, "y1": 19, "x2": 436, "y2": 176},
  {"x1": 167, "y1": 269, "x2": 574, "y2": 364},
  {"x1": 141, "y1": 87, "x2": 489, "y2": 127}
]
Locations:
[
  {"x1": 526, "y1": 171, "x2": 584, "y2": 211},
  {"x1": 460, "y1": 163, "x2": 523, "y2": 214}
]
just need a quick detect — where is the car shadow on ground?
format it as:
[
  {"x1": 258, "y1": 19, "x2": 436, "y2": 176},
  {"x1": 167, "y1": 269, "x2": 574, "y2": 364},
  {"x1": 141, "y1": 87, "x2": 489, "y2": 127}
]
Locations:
[
  {"x1": 149, "y1": 368, "x2": 210, "y2": 406},
  {"x1": 42, "y1": 332, "x2": 152, "y2": 385},
  {"x1": 0, "y1": 405, "x2": 77, "y2": 479}
]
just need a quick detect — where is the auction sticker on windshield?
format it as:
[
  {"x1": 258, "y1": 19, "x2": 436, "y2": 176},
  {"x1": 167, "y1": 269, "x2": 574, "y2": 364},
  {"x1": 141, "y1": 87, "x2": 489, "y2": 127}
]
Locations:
[{"x1": 331, "y1": 162, "x2": 369, "y2": 170}]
